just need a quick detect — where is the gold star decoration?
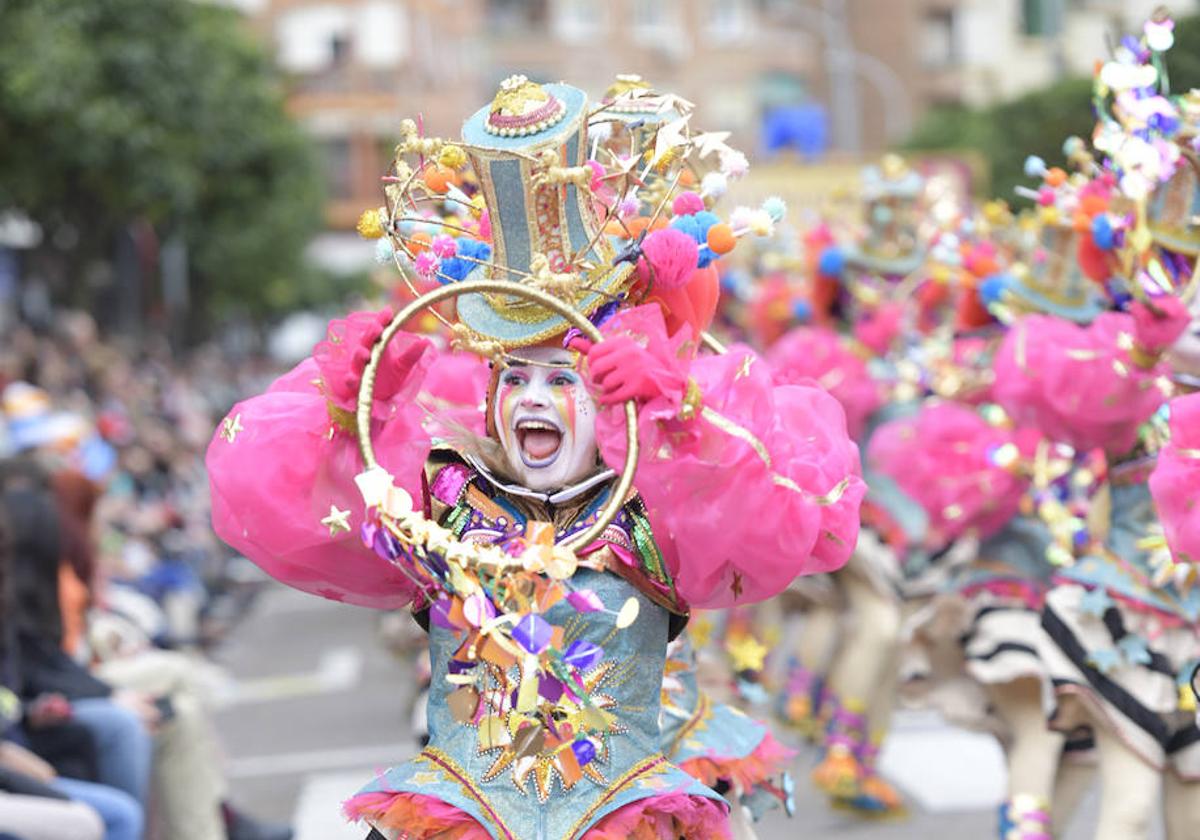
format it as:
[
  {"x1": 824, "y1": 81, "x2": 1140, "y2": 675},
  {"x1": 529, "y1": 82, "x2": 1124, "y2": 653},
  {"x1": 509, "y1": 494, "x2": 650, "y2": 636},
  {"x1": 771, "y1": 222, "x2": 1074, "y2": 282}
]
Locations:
[
  {"x1": 726, "y1": 634, "x2": 769, "y2": 672},
  {"x1": 220, "y1": 413, "x2": 244, "y2": 443},
  {"x1": 320, "y1": 504, "x2": 352, "y2": 537},
  {"x1": 691, "y1": 130, "x2": 733, "y2": 160},
  {"x1": 650, "y1": 114, "x2": 692, "y2": 168},
  {"x1": 730, "y1": 571, "x2": 745, "y2": 600}
]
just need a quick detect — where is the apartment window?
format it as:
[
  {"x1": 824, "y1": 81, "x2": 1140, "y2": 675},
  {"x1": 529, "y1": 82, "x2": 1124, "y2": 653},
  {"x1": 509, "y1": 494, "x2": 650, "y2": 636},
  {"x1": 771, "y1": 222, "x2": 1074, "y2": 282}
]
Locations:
[
  {"x1": 553, "y1": 0, "x2": 605, "y2": 42},
  {"x1": 1021, "y1": 0, "x2": 1063, "y2": 37},
  {"x1": 355, "y1": 2, "x2": 409, "y2": 68},
  {"x1": 705, "y1": 0, "x2": 751, "y2": 42},
  {"x1": 632, "y1": 0, "x2": 681, "y2": 44},
  {"x1": 488, "y1": 0, "x2": 549, "y2": 33},
  {"x1": 320, "y1": 138, "x2": 354, "y2": 201},
  {"x1": 920, "y1": 10, "x2": 958, "y2": 68},
  {"x1": 276, "y1": 5, "x2": 351, "y2": 73}
]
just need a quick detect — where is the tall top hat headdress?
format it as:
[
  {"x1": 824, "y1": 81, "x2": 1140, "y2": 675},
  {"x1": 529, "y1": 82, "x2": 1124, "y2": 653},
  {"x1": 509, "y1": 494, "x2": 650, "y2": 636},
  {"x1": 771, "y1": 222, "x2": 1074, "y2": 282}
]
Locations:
[{"x1": 358, "y1": 74, "x2": 784, "y2": 355}]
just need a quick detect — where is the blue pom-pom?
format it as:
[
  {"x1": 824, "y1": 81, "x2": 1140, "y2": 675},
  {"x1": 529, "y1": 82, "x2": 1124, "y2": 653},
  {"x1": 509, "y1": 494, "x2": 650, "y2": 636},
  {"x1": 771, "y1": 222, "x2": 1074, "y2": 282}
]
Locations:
[
  {"x1": 1091, "y1": 214, "x2": 1115, "y2": 250},
  {"x1": 670, "y1": 215, "x2": 702, "y2": 243},
  {"x1": 438, "y1": 238, "x2": 490, "y2": 282},
  {"x1": 692, "y1": 210, "x2": 720, "y2": 238},
  {"x1": 817, "y1": 246, "x2": 845, "y2": 278},
  {"x1": 979, "y1": 273, "x2": 1011, "y2": 305},
  {"x1": 1024, "y1": 155, "x2": 1047, "y2": 178},
  {"x1": 792, "y1": 300, "x2": 812, "y2": 322}
]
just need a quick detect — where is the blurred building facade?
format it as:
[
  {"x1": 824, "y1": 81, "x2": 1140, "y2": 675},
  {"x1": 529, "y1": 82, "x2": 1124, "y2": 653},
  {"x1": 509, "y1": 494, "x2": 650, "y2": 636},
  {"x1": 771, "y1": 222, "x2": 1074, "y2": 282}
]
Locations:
[{"x1": 231, "y1": 0, "x2": 1198, "y2": 266}]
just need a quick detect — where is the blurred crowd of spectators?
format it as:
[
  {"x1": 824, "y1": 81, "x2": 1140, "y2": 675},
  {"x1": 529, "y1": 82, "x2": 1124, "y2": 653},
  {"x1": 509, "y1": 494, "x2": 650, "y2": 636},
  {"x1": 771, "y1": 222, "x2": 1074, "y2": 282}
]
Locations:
[{"x1": 0, "y1": 311, "x2": 292, "y2": 840}]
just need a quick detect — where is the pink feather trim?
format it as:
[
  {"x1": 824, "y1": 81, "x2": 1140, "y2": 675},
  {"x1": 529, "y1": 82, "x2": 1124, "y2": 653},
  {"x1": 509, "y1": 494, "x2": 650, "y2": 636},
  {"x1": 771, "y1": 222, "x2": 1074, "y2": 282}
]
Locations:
[
  {"x1": 343, "y1": 790, "x2": 490, "y2": 840},
  {"x1": 584, "y1": 792, "x2": 731, "y2": 840},
  {"x1": 678, "y1": 731, "x2": 796, "y2": 792}
]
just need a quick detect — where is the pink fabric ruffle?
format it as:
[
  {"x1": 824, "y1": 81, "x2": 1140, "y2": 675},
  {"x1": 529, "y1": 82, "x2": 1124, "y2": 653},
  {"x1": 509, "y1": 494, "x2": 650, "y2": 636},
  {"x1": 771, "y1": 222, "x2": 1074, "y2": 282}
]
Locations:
[
  {"x1": 1150, "y1": 393, "x2": 1200, "y2": 566},
  {"x1": 992, "y1": 313, "x2": 1169, "y2": 455},
  {"x1": 343, "y1": 790, "x2": 489, "y2": 840},
  {"x1": 420, "y1": 349, "x2": 490, "y2": 437},
  {"x1": 206, "y1": 331, "x2": 437, "y2": 610},
  {"x1": 679, "y1": 730, "x2": 796, "y2": 793},
  {"x1": 585, "y1": 792, "x2": 731, "y2": 840},
  {"x1": 594, "y1": 305, "x2": 866, "y2": 609},
  {"x1": 868, "y1": 401, "x2": 1033, "y2": 544},
  {"x1": 766, "y1": 326, "x2": 883, "y2": 439}
]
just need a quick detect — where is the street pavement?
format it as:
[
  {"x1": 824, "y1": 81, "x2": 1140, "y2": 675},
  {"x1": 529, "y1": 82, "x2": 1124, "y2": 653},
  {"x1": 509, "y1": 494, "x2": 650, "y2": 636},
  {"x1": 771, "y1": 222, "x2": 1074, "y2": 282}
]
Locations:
[{"x1": 212, "y1": 583, "x2": 1125, "y2": 839}]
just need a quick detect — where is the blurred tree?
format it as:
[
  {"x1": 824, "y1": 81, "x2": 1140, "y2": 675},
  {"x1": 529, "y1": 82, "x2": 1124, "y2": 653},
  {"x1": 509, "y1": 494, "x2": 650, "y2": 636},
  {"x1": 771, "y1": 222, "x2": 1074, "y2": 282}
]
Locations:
[
  {"x1": 904, "y1": 14, "x2": 1200, "y2": 203},
  {"x1": 0, "y1": 0, "x2": 332, "y2": 336}
]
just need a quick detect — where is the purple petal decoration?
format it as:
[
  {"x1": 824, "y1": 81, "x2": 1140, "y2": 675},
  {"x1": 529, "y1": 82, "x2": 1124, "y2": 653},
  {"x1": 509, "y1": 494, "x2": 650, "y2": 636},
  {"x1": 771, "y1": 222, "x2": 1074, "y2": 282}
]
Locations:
[
  {"x1": 360, "y1": 521, "x2": 378, "y2": 549},
  {"x1": 567, "y1": 590, "x2": 604, "y2": 613},
  {"x1": 372, "y1": 527, "x2": 399, "y2": 560},
  {"x1": 430, "y1": 598, "x2": 458, "y2": 630},
  {"x1": 539, "y1": 675, "x2": 565, "y2": 703},
  {"x1": 562, "y1": 639, "x2": 603, "y2": 671},
  {"x1": 448, "y1": 659, "x2": 476, "y2": 675},
  {"x1": 571, "y1": 738, "x2": 597, "y2": 766},
  {"x1": 512, "y1": 613, "x2": 552, "y2": 654}
]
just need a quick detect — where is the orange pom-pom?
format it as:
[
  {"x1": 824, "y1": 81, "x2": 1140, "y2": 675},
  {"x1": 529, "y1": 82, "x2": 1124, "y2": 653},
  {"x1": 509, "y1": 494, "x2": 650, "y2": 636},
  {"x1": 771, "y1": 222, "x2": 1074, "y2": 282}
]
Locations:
[
  {"x1": 1072, "y1": 212, "x2": 1092, "y2": 233},
  {"x1": 1045, "y1": 167, "x2": 1067, "y2": 187},
  {"x1": 423, "y1": 166, "x2": 453, "y2": 194},
  {"x1": 409, "y1": 231, "x2": 431, "y2": 254},
  {"x1": 678, "y1": 169, "x2": 697, "y2": 188},
  {"x1": 706, "y1": 223, "x2": 737, "y2": 255},
  {"x1": 1080, "y1": 194, "x2": 1108, "y2": 217}
]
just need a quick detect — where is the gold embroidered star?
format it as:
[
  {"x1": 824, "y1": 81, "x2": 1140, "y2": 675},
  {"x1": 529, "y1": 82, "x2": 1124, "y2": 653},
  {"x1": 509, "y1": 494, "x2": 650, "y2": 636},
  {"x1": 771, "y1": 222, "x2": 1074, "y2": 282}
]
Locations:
[
  {"x1": 321, "y1": 504, "x2": 352, "y2": 536},
  {"x1": 220, "y1": 413, "x2": 244, "y2": 443}
]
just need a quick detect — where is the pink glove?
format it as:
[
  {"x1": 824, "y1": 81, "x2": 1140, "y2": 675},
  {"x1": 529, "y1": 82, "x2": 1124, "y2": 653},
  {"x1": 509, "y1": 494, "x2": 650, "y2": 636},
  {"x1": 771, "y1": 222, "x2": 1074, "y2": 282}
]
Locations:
[
  {"x1": 582, "y1": 334, "x2": 686, "y2": 406},
  {"x1": 314, "y1": 309, "x2": 431, "y2": 411},
  {"x1": 1132, "y1": 295, "x2": 1190, "y2": 353}
]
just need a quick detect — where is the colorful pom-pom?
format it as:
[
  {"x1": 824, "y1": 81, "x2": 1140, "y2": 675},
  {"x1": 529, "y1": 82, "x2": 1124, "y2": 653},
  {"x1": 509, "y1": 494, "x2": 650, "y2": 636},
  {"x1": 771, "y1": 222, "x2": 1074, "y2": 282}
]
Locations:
[
  {"x1": 373, "y1": 238, "x2": 394, "y2": 265},
  {"x1": 817, "y1": 246, "x2": 845, "y2": 278},
  {"x1": 423, "y1": 166, "x2": 453, "y2": 194},
  {"x1": 356, "y1": 208, "x2": 386, "y2": 240},
  {"x1": 706, "y1": 222, "x2": 736, "y2": 255},
  {"x1": 700, "y1": 172, "x2": 728, "y2": 198},
  {"x1": 437, "y1": 144, "x2": 467, "y2": 170},
  {"x1": 431, "y1": 234, "x2": 458, "y2": 258},
  {"x1": 641, "y1": 228, "x2": 700, "y2": 290},
  {"x1": 729, "y1": 206, "x2": 755, "y2": 232},
  {"x1": 1024, "y1": 156, "x2": 1048, "y2": 179},
  {"x1": 1091, "y1": 215, "x2": 1115, "y2": 250},
  {"x1": 979, "y1": 273, "x2": 1010, "y2": 306},
  {"x1": 413, "y1": 250, "x2": 440, "y2": 280},
  {"x1": 762, "y1": 196, "x2": 787, "y2": 223},
  {"x1": 672, "y1": 192, "x2": 706, "y2": 216},
  {"x1": 720, "y1": 149, "x2": 750, "y2": 178}
]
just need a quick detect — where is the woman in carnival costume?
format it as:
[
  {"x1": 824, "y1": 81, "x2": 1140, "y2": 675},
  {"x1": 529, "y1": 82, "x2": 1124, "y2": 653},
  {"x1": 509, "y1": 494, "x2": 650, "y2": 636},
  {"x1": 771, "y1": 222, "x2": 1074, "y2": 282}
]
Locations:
[
  {"x1": 976, "y1": 17, "x2": 1200, "y2": 839},
  {"x1": 206, "y1": 76, "x2": 864, "y2": 840},
  {"x1": 763, "y1": 156, "x2": 940, "y2": 819}
]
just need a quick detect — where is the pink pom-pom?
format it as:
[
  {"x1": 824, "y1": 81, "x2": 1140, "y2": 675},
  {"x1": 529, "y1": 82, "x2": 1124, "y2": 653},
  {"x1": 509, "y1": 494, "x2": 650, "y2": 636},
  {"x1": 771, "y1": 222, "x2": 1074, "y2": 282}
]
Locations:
[
  {"x1": 477, "y1": 211, "x2": 491, "y2": 241},
  {"x1": 638, "y1": 228, "x2": 700, "y2": 290},
  {"x1": 618, "y1": 197, "x2": 640, "y2": 218},
  {"x1": 672, "y1": 191, "x2": 705, "y2": 216},
  {"x1": 585, "y1": 159, "x2": 605, "y2": 191},
  {"x1": 414, "y1": 250, "x2": 440, "y2": 279},
  {"x1": 431, "y1": 234, "x2": 458, "y2": 258},
  {"x1": 1038, "y1": 187, "x2": 1056, "y2": 207}
]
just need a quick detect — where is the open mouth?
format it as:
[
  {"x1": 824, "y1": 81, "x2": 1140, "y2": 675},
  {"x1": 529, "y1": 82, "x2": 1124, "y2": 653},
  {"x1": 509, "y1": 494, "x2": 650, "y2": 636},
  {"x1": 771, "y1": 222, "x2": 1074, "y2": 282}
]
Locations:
[{"x1": 514, "y1": 418, "x2": 564, "y2": 467}]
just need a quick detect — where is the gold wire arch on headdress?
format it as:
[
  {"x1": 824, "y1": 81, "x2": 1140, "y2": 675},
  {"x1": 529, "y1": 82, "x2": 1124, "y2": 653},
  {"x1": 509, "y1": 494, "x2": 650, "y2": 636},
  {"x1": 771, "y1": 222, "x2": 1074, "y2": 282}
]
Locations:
[{"x1": 355, "y1": 278, "x2": 639, "y2": 553}]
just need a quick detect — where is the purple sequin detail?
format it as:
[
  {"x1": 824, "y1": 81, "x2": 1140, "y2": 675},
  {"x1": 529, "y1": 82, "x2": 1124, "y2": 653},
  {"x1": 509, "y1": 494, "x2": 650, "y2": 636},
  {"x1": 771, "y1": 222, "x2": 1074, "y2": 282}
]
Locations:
[{"x1": 430, "y1": 463, "x2": 472, "y2": 507}]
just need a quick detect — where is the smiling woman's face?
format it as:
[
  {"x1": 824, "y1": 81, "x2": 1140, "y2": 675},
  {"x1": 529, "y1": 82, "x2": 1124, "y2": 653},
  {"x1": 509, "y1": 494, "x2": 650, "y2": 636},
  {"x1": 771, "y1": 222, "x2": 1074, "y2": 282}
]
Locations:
[{"x1": 492, "y1": 346, "x2": 598, "y2": 491}]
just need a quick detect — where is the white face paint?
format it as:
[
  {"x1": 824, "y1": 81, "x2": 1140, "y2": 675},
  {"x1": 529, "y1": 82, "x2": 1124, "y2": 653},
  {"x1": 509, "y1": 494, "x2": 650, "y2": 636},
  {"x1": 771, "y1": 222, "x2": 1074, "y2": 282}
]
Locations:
[{"x1": 492, "y1": 346, "x2": 599, "y2": 492}]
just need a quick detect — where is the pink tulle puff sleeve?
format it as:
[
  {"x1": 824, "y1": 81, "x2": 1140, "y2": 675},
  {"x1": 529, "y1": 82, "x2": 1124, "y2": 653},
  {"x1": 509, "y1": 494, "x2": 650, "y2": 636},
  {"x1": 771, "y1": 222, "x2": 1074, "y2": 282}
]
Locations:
[
  {"x1": 593, "y1": 306, "x2": 866, "y2": 610},
  {"x1": 766, "y1": 326, "x2": 883, "y2": 439},
  {"x1": 206, "y1": 317, "x2": 439, "y2": 610},
  {"x1": 418, "y1": 349, "x2": 490, "y2": 438},
  {"x1": 867, "y1": 401, "x2": 1034, "y2": 545},
  {"x1": 992, "y1": 313, "x2": 1170, "y2": 455},
  {"x1": 1150, "y1": 393, "x2": 1200, "y2": 566}
]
